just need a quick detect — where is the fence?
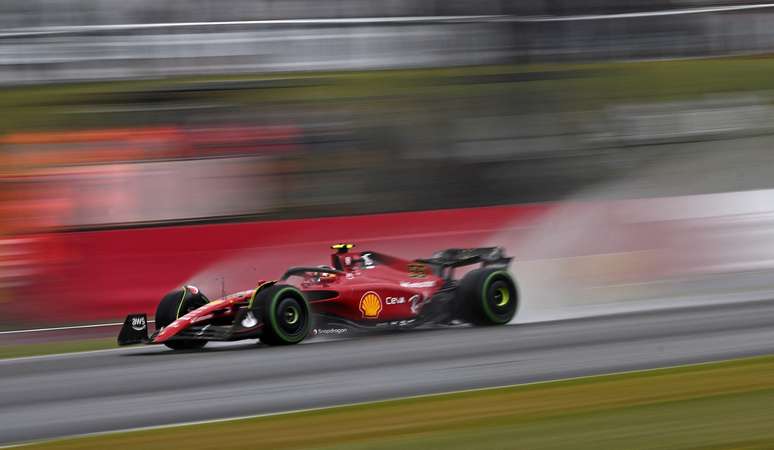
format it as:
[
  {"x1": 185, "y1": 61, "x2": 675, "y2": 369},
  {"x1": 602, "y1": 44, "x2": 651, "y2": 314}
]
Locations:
[{"x1": 3, "y1": 5, "x2": 774, "y2": 84}]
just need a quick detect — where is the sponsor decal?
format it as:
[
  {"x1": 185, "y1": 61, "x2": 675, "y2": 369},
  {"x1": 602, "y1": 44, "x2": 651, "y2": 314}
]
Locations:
[
  {"x1": 386, "y1": 296, "x2": 406, "y2": 305},
  {"x1": 409, "y1": 294, "x2": 424, "y2": 314},
  {"x1": 407, "y1": 263, "x2": 427, "y2": 278},
  {"x1": 400, "y1": 281, "x2": 436, "y2": 288},
  {"x1": 313, "y1": 328, "x2": 348, "y2": 336},
  {"x1": 131, "y1": 316, "x2": 146, "y2": 331},
  {"x1": 359, "y1": 291, "x2": 383, "y2": 319}
]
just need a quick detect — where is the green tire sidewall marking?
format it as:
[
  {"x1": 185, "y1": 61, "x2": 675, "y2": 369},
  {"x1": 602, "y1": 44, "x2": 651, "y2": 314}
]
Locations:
[
  {"x1": 175, "y1": 288, "x2": 187, "y2": 319},
  {"x1": 481, "y1": 271, "x2": 514, "y2": 324},
  {"x1": 175, "y1": 287, "x2": 209, "y2": 319},
  {"x1": 268, "y1": 287, "x2": 308, "y2": 343}
]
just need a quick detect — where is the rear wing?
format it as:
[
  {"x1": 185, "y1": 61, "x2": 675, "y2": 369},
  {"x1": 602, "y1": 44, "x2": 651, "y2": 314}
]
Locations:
[{"x1": 416, "y1": 247, "x2": 512, "y2": 278}]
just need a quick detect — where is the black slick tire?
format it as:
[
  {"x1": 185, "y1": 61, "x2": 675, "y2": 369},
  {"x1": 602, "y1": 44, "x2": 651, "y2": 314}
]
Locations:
[
  {"x1": 253, "y1": 284, "x2": 311, "y2": 346},
  {"x1": 155, "y1": 286, "x2": 209, "y2": 350},
  {"x1": 456, "y1": 268, "x2": 518, "y2": 326}
]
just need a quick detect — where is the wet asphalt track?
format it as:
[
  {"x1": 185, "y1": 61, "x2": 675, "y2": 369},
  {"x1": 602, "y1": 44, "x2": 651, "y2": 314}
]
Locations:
[{"x1": 2, "y1": 300, "x2": 774, "y2": 445}]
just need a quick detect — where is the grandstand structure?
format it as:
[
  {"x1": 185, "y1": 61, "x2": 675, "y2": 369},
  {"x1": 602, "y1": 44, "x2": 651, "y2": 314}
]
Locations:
[{"x1": 1, "y1": 0, "x2": 774, "y2": 83}]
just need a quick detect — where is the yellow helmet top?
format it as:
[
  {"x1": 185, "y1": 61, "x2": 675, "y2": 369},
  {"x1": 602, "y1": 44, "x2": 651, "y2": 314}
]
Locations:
[{"x1": 331, "y1": 243, "x2": 355, "y2": 253}]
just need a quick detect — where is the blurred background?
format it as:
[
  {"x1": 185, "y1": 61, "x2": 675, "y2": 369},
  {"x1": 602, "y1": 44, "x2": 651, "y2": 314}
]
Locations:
[{"x1": 4, "y1": 0, "x2": 774, "y2": 328}]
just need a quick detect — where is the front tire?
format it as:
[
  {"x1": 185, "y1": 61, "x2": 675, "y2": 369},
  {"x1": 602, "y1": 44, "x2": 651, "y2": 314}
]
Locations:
[
  {"x1": 253, "y1": 284, "x2": 311, "y2": 346},
  {"x1": 155, "y1": 286, "x2": 209, "y2": 350},
  {"x1": 456, "y1": 268, "x2": 518, "y2": 326}
]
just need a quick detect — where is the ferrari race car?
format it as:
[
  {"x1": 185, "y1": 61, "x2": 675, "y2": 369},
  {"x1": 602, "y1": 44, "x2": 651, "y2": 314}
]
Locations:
[{"x1": 118, "y1": 244, "x2": 518, "y2": 349}]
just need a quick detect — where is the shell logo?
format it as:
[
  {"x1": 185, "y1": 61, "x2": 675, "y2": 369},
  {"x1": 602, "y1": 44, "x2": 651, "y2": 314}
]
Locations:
[{"x1": 359, "y1": 291, "x2": 383, "y2": 319}]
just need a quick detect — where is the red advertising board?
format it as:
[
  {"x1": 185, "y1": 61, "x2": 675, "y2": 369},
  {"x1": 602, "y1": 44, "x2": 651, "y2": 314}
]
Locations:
[{"x1": 5, "y1": 204, "x2": 549, "y2": 324}]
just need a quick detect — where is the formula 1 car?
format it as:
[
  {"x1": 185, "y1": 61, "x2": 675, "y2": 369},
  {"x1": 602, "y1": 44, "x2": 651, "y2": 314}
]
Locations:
[{"x1": 118, "y1": 244, "x2": 518, "y2": 349}]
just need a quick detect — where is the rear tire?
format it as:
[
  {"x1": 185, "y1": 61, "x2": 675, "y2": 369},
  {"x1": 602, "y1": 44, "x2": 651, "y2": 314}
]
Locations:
[
  {"x1": 253, "y1": 284, "x2": 311, "y2": 346},
  {"x1": 456, "y1": 268, "x2": 518, "y2": 326},
  {"x1": 155, "y1": 286, "x2": 209, "y2": 350}
]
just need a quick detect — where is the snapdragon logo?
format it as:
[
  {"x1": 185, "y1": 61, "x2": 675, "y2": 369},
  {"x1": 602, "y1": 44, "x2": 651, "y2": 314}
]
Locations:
[{"x1": 313, "y1": 328, "x2": 348, "y2": 336}]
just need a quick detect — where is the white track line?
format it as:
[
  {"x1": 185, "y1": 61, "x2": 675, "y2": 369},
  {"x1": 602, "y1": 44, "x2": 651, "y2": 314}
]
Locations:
[
  {"x1": 0, "y1": 15, "x2": 503, "y2": 37},
  {"x1": 508, "y1": 3, "x2": 774, "y2": 21},
  {"x1": 3, "y1": 5, "x2": 774, "y2": 37},
  {"x1": 0, "y1": 321, "x2": 154, "y2": 335},
  {"x1": 2, "y1": 354, "x2": 768, "y2": 449}
]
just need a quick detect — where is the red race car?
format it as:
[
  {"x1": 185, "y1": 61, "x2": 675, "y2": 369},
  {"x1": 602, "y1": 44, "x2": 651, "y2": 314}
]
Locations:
[{"x1": 118, "y1": 244, "x2": 518, "y2": 349}]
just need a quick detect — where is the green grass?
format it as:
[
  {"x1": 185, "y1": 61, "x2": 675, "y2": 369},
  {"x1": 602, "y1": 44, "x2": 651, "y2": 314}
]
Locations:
[
  {"x1": 17, "y1": 355, "x2": 774, "y2": 450},
  {"x1": 0, "y1": 337, "x2": 116, "y2": 359},
  {"x1": 4, "y1": 56, "x2": 774, "y2": 133}
]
